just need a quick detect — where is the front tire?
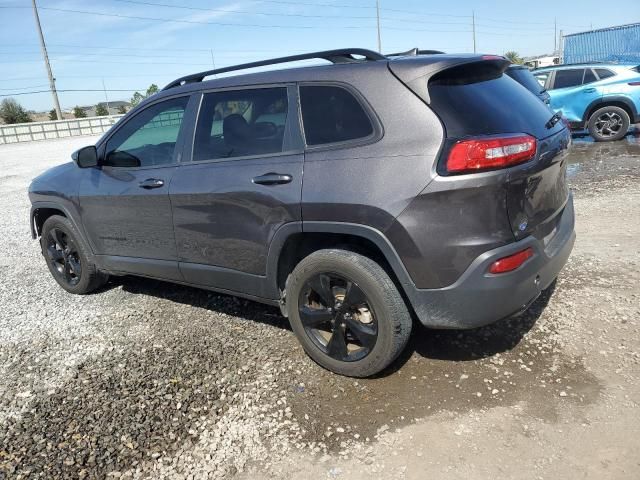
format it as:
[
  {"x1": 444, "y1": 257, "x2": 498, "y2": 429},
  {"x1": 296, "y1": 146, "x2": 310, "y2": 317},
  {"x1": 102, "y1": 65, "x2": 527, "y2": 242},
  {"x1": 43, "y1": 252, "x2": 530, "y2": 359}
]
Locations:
[
  {"x1": 40, "y1": 215, "x2": 108, "y2": 294},
  {"x1": 286, "y1": 249, "x2": 412, "y2": 377},
  {"x1": 588, "y1": 106, "x2": 630, "y2": 142}
]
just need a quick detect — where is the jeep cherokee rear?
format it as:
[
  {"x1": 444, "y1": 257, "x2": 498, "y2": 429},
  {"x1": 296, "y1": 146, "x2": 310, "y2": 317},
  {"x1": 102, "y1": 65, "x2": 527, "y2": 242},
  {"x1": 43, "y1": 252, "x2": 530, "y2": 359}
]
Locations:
[{"x1": 29, "y1": 49, "x2": 575, "y2": 377}]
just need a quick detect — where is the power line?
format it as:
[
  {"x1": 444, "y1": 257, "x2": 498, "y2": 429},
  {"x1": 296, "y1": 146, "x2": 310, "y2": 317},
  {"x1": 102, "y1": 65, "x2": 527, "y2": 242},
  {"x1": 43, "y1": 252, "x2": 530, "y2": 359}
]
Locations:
[{"x1": 0, "y1": 89, "x2": 147, "y2": 98}]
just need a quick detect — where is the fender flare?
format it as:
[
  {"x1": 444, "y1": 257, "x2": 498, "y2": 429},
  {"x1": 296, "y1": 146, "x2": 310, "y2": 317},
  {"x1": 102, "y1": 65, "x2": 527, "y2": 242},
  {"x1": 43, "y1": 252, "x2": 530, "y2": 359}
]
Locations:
[
  {"x1": 582, "y1": 96, "x2": 638, "y2": 124},
  {"x1": 30, "y1": 201, "x2": 84, "y2": 241},
  {"x1": 264, "y1": 221, "x2": 416, "y2": 300}
]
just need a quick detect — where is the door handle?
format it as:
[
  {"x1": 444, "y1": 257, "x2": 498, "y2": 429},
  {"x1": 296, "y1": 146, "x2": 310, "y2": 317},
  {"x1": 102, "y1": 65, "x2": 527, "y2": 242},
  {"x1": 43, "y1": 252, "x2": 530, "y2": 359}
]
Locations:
[
  {"x1": 252, "y1": 173, "x2": 292, "y2": 185},
  {"x1": 139, "y1": 178, "x2": 165, "y2": 189},
  {"x1": 583, "y1": 88, "x2": 596, "y2": 93}
]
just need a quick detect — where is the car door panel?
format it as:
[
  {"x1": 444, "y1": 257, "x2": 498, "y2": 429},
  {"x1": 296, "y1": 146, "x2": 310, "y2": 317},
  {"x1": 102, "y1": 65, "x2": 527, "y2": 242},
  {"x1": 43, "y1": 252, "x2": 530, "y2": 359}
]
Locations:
[
  {"x1": 548, "y1": 69, "x2": 602, "y2": 123},
  {"x1": 79, "y1": 95, "x2": 194, "y2": 279},
  {"x1": 170, "y1": 85, "x2": 304, "y2": 290},
  {"x1": 171, "y1": 154, "x2": 303, "y2": 277}
]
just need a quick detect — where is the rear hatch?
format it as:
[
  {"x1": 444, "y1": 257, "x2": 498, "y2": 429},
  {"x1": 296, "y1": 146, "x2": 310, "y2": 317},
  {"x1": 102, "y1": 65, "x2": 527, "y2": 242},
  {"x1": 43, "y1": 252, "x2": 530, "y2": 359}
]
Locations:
[{"x1": 393, "y1": 57, "x2": 571, "y2": 241}]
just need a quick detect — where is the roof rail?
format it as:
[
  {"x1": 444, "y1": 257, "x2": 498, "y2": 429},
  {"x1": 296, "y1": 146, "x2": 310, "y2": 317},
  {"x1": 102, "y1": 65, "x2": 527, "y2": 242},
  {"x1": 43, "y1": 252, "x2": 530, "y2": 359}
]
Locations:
[
  {"x1": 531, "y1": 61, "x2": 612, "y2": 70},
  {"x1": 163, "y1": 48, "x2": 386, "y2": 90},
  {"x1": 386, "y1": 48, "x2": 445, "y2": 57}
]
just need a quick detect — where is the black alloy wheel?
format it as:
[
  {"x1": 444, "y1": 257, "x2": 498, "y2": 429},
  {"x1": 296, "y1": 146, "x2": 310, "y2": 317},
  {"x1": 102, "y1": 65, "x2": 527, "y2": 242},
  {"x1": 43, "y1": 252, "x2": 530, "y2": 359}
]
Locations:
[
  {"x1": 298, "y1": 272, "x2": 378, "y2": 362},
  {"x1": 45, "y1": 227, "x2": 82, "y2": 287}
]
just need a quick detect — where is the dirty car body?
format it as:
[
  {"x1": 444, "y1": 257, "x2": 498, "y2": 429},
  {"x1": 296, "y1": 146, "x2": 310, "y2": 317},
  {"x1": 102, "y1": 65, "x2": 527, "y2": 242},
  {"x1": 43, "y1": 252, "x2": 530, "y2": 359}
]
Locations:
[{"x1": 29, "y1": 49, "x2": 575, "y2": 376}]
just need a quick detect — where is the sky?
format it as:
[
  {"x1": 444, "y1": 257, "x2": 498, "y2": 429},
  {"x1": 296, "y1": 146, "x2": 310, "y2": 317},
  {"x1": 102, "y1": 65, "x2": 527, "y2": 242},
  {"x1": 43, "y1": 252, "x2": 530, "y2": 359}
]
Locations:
[{"x1": 0, "y1": 0, "x2": 637, "y2": 112}]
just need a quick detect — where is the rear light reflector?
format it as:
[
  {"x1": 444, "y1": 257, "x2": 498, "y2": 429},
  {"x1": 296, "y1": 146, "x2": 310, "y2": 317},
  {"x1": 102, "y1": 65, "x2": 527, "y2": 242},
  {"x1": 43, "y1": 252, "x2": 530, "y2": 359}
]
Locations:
[
  {"x1": 488, "y1": 247, "x2": 534, "y2": 274},
  {"x1": 447, "y1": 135, "x2": 537, "y2": 173}
]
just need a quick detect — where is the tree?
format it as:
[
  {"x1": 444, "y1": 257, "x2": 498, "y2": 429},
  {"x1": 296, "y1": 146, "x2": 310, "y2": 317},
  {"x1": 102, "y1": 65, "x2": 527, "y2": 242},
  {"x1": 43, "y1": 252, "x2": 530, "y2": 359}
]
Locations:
[
  {"x1": 130, "y1": 83, "x2": 160, "y2": 107},
  {"x1": 0, "y1": 98, "x2": 31, "y2": 124},
  {"x1": 504, "y1": 51, "x2": 524, "y2": 65},
  {"x1": 117, "y1": 105, "x2": 127, "y2": 114},
  {"x1": 49, "y1": 109, "x2": 58, "y2": 120},
  {"x1": 73, "y1": 106, "x2": 87, "y2": 118},
  {"x1": 95, "y1": 103, "x2": 109, "y2": 116}
]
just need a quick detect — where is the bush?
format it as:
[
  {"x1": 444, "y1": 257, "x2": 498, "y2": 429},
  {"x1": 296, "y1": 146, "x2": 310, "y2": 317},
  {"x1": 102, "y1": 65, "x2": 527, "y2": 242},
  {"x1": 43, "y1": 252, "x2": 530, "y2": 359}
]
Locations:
[
  {"x1": 73, "y1": 106, "x2": 87, "y2": 118},
  {"x1": 95, "y1": 104, "x2": 109, "y2": 116},
  {"x1": 0, "y1": 98, "x2": 32, "y2": 124}
]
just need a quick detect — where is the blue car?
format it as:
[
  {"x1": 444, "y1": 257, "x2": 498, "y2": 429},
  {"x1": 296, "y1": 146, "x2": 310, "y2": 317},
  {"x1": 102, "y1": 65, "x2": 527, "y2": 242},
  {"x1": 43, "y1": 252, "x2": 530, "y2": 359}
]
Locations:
[{"x1": 533, "y1": 63, "x2": 640, "y2": 141}]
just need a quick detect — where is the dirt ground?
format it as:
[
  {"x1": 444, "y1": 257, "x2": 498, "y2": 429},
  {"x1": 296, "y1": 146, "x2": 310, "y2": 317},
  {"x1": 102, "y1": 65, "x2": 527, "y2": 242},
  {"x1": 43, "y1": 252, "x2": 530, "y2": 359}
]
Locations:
[{"x1": 0, "y1": 131, "x2": 639, "y2": 479}]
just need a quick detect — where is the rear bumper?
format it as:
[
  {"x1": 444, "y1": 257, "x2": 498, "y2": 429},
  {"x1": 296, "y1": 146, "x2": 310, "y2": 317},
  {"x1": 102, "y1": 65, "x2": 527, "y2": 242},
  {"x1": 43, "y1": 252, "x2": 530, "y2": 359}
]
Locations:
[{"x1": 406, "y1": 194, "x2": 575, "y2": 329}]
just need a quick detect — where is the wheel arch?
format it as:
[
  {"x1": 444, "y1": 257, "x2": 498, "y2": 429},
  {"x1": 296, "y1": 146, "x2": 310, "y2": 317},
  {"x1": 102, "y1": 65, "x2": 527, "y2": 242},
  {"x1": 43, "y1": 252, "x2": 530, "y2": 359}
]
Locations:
[
  {"x1": 583, "y1": 96, "x2": 637, "y2": 125},
  {"x1": 267, "y1": 222, "x2": 415, "y2": 306},
  {"x1": 30, "y1": 202, "x2": 83, "y2": 241}
]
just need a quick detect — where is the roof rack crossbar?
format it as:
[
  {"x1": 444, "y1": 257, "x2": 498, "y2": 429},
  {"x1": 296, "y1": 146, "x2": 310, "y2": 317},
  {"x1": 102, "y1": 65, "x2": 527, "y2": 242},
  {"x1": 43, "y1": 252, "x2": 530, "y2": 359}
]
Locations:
[{"x1": 163, "y1": 48, "x2": 386, "y2": 90}]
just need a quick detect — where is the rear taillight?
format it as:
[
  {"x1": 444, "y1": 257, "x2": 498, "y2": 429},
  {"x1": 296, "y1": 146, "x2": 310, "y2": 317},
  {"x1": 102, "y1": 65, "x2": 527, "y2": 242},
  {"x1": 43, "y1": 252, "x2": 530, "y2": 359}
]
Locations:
[
  {"x1": 628, "y1": 81, "x2": 640, "y2": 86},
  {"x1": 446, "y1": 134, "x2": 537, "y2": 173},
  {"x1": 488, "y1": 247, "x2": 534, "y2": 274}
]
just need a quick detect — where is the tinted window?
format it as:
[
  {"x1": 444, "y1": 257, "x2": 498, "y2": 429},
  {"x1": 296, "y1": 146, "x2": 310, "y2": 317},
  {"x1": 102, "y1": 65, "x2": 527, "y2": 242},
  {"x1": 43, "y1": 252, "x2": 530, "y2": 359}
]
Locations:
[
  {"x1": 583, "y1": 69, "x2": 597, "y2": 84},
  {"x1": 429, "y1": 70, "x2": 562, "y2": 139},
  {"x1": 553, "y1": 69, "x2": 585, "y2": 89},
  {"x1": 596, "y1": 68, "x2": 616, "y2": 80},
  {"x1": 299, "y1": 85, "x2": 373, "y2": 146},
  {"x1": 533, "y1": 72, "x2": 550, "y2": 88},
  {"x1": 506, "y1": 67, "x2": 544, "y2": 94},
  {"x1": 193, "y1": 88, "x2": 288, "y2": 161},
  {"x1": 105, "y1": 96, "x2": 188, "y2": 167}
]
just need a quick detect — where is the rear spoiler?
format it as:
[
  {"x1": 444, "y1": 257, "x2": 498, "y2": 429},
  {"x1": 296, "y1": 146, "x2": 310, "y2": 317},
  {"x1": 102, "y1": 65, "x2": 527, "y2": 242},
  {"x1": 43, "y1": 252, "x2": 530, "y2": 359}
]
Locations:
[{"x1": 388, "y1": 55, "x2": 510, "y2": 103}]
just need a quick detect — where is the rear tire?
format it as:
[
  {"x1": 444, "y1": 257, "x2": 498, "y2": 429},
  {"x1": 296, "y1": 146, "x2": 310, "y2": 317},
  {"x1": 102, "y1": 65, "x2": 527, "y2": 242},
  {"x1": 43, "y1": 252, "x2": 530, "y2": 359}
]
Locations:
[
  {"x1": 41, "y1": 215, "x2": 108, "y2": 294},
  {"x1": 588, "y1": 106, "x2": 630, "y2": 142},
  {"x1": 286, "y1": 249, "x2": 412, "y2": 377}
]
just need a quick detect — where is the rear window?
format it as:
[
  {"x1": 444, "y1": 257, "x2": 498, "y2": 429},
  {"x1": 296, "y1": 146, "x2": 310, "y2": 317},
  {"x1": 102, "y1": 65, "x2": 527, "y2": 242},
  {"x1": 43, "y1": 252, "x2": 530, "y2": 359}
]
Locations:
[
  {"x1": 429, "y1": 66, "x2": 560, "y2": 139},
  {"x1": 299, "y1": 85, "x2": 373, "y2": 146},
  {"x1": 596, "y1": 68, "x2": 616, "y2": 80},
  {"x1": 506, "y1": 67, "x2": 544, "y2": 95}
]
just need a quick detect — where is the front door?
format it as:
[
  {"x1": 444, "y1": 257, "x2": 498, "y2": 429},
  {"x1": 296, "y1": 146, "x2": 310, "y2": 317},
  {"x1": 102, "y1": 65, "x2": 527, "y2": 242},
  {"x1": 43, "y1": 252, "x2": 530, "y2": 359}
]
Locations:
[
  {"x1": 548, "y1": 68, "x2": 602, "y2": 122},
  {"x1": 170, "y1": 86, "x2": 303, "y2": 295},
  {"x1": 79, "y1": 95, "x2": 191, "y2": 278}
]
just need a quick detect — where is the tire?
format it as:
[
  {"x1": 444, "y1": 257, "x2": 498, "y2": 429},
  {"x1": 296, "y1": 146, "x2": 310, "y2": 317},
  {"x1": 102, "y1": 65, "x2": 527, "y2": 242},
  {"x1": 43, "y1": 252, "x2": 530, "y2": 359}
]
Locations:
[
  {"x1": 588, "y1": 106, "x2": 630, "y2": 142},
  {"x1": 285, "y1": 249, "x2": 412, "y2": 377},
  {"x1": 40, "y1": 215, "x2": 108, "y2": 294}
]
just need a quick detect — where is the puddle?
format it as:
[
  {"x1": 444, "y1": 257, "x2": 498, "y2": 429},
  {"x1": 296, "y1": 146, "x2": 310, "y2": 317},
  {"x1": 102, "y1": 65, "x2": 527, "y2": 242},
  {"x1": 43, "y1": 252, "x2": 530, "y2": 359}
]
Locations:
[{"x1": 290, "y1": 287, "x2": 602, "y2": 448}]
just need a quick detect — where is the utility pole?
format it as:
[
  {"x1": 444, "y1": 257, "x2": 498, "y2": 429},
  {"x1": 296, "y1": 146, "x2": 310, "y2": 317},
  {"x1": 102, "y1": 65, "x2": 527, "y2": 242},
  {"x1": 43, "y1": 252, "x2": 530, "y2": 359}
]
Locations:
[
  {"x1": 31, "y1": 0, "x2": 62, "y2": 120},
  {"x1": 554, "y1": 17, "x2": 557, "y2": 53},
  {"x1": 101, "y1": 78, "x2": 111, "y2": 118},
  {"x1": 210, "y1": 49, "x2": 216, "y2": 70},
  {"x1": 472, "y1": 10, "x2": 476, "y2": 53},
  {"x1": 375, "y1": 0, "x2": 382, "y2": 53}
]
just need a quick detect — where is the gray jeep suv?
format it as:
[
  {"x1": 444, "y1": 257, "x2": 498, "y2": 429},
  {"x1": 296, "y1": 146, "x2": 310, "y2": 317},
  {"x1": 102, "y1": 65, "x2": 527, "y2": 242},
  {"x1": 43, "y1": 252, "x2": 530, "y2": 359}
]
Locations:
[{"x1": 29, "y1": 49, "x2": 575, "y2": 377}]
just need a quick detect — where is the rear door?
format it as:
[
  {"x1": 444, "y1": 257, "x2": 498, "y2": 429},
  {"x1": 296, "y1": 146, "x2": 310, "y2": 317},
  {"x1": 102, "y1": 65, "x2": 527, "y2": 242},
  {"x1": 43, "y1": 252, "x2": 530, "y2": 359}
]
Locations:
[
  {"x1": 169, "y1": 85, "x2": 303, "y2": 293},
  {"x1": 79, "y1": 95, "x2": 193, "y2": 279},
  {"x1": 548, "y1": 68, "x2": 601, "y2": 122}
]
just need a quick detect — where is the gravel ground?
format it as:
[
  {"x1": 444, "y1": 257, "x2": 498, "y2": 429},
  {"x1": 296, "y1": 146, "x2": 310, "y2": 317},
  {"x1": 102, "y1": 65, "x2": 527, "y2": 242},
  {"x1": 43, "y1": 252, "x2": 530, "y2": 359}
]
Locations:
[{"x1": 0, "y1": 133, "x2": 639, "y2": 479}]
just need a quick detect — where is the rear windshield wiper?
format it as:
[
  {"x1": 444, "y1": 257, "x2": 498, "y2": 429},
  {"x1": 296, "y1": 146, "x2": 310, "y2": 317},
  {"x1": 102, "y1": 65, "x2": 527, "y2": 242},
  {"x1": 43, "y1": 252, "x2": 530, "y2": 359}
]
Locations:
[{"x1": 545, "y1": 111, "x2": 562, "y2": 129}]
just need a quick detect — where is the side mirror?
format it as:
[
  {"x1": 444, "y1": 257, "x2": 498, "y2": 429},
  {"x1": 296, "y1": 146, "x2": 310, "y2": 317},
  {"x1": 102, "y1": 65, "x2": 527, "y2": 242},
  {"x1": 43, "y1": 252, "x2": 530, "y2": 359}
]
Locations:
[{"x1": 72, "y1": 146, "x2": 98, "y2": 168}]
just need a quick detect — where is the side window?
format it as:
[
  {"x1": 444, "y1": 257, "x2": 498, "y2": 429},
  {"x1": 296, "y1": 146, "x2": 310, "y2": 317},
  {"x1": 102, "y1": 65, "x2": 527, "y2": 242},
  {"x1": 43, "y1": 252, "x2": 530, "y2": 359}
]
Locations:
[
  {"x1": 299, "y1": 85, "x2": 374, "y2": 146},
  {"x1": 534, "y1": 72, "x2": 550, "y2": 89},
  {"x1": 583, "y1": 69, "x2": 597, "y2": 84},
  {"x1": 104, "y1": 96, "x2": 188, "y2": 167},
  {"x1": 193, "y1": 87, "x2": 288, "y2": 161},
  {"x1": 552, "y1": 69, "x2": 585, "y2": 90},
  {"x1": 596, "y1": 68, "x2": 616, "y2": 80}
]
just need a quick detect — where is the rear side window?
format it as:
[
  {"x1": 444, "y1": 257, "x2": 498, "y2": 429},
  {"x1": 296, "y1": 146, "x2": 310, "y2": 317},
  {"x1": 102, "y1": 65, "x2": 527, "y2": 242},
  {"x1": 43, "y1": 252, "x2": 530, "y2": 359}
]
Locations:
[
  {"x1": 596, "y1": 68, "x2": 616, "y2": 80},
  {"x1": 193, "y1": 87, "x2": 288, "y2": 161},
  {"x1": 428, "y1": 66, "x2": 562, "y2": 139},
  {"x1": 553, "y1": 69, "x2": 585, "y2": 89},
  {"x1": 506, "y1": 68, "x2": 544, "y2": 94},
  {"x1": 299, "y1": 85, "x2": 373, "y2": 146},
  {"x1": 583, "y1": 69, "x2": 597, "y2": 84}
]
